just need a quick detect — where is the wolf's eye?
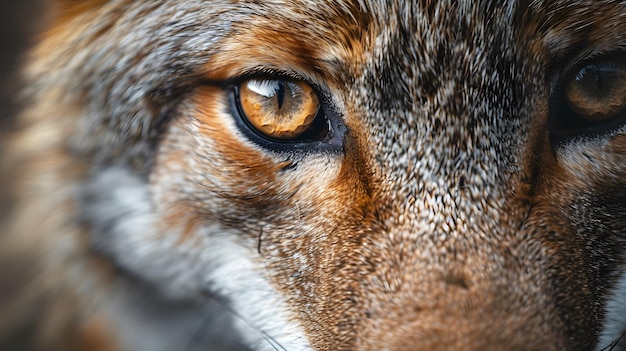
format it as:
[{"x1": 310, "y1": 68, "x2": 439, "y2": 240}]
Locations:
[
  {"x1": 228, "y1": 75, "x2": 346, "y2": 152},
  {"x1": 237, "y1": 79, "x2": 324, "y2": 141},
  {"x1": 551, "y1": 53, "x2": 626, "y2": 141},
  {"x1": 565, "y1": 63, "x2": 626, "y2": 119}
]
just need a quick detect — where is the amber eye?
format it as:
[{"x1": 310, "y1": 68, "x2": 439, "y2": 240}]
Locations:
[
  {"x1": 565, "y1": 60, "x2": 626, "y2": 121},
  {"x1": 238, "y1": 78, "x2": 321, "y2": 140},
  {"x1": 552, "y1": 53, "x2": 626, "y2": 139}
]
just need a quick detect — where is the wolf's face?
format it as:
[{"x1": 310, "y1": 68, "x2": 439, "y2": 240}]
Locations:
[{"x1": 3, "y1": 1, "x2": 626, "y2": 350}]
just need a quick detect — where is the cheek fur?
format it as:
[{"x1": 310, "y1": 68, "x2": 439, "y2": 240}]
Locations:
[
  {"x1": 150, "y1": 86, "x2": 347, "y2": 237},
  {"x1": 150, "y1": 87, "x2": 288, "y2": 233}
]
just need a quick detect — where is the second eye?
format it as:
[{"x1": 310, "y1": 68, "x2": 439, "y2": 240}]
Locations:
[
  {"x1": 550, "y1": 52, "x2": 626, "y2": 142},
  {"x1": 236, "y1": 78, "x2": 328, "y2": 142}
]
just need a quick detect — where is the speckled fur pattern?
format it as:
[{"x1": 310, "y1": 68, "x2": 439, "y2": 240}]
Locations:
[{"x1": 1, "y1": 0, "x2": 626, "y2": 350}]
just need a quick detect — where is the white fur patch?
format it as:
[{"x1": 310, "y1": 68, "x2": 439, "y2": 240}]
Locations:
[
  {"x1": 200, "y1": 233, "x2": 314, "y2": 351},
  {"x1": 598, "y1": 269, "x2": 626, "y2": 350},
  {"x1": 83, "y1": 167, "x2": 312, "y2": 351}
]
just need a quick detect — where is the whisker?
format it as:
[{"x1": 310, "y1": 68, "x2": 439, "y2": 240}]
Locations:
[
  {"x1": 295, "y1": 202, "x2": 301, "y2": 222},
  {"x1": 599, "y1": 330, "x2": 626, "y2": 351},
  {"x1": 182, "y1": 298, "x2": 251, "y2": 351},
  {"x1": 194, "y1": 291, "x2": 288, "y2": 351},
  {"x1": 258, "y1": 226, "x2": 264, "y2": 255},
  {"x1": 261, "y1": 332, "x2": 287, "y2": 351}
]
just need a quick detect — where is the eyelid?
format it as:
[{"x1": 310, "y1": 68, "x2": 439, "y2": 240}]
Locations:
[{"x1": 222, "y1": 67, "x2": 308, "y2": 87}]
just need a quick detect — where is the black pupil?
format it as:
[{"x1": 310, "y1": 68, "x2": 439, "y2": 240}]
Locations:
[{"x1": 276, "y1": 81, "x2": 286, "y2": 110}]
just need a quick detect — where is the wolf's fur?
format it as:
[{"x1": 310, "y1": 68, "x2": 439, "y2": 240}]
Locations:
[{"x1": 1, "y1": 1, "x2": 626, "y2": 350}]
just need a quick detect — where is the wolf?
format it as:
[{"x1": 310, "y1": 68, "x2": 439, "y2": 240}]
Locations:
[{"x1": 1, "y1": 1, "x2": 625, "y2": 350}]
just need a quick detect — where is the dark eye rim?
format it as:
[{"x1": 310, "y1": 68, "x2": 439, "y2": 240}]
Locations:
[
  {"x1": 226, "y1": 75, "x2": 347, "y2": 153},
  {"x1": 549, "y1": 51, "x2": 626, "y2": 145}
]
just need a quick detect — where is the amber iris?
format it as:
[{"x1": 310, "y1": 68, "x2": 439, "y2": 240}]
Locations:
[
  {"x1": 239, "y1": 79, "x2": 320, "y2": 140},
  {"x1": 564, "y1": 58, "x2": 626, "y2": 124}
]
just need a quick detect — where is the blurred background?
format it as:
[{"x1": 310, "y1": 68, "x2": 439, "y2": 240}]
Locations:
[
  {"x1": 0, "y1": 4, "x2": 251, "y2": 349},
  {"x1": 0, "y1": 0, "x2": 47, "y2": 223}
]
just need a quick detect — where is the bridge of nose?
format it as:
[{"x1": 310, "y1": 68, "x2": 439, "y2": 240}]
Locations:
[
  {"x1": 346, "y1": 223, "x2": 562, "y2": 351},
  {"x1": 331, "y1": 148, "x2": 559, "y2": 349}
]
